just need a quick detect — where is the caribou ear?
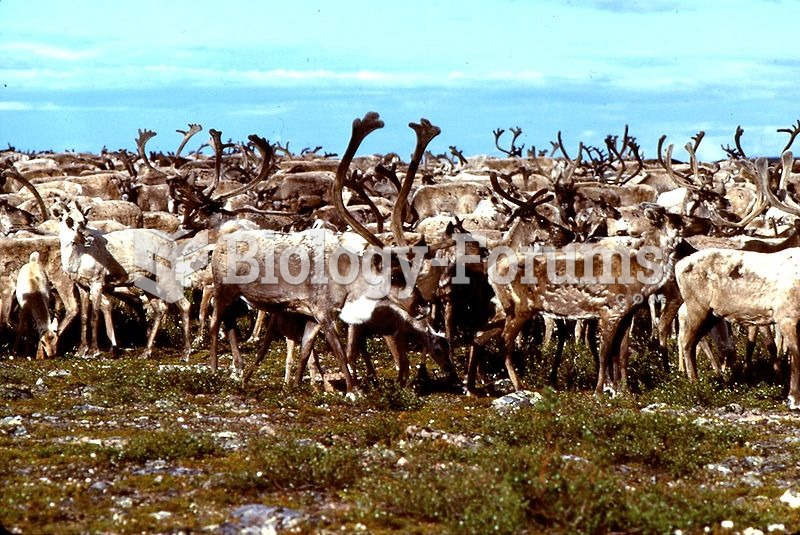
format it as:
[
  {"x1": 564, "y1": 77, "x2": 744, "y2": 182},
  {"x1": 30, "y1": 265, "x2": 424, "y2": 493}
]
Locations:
[{"x1": 75, "y1": 200, "x2": 91, "y2": 218}]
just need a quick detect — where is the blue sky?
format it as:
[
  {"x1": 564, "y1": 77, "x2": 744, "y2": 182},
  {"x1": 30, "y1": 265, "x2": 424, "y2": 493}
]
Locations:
[{"x1": 1, "y1": 0, "x2": 798, "y2": 161}]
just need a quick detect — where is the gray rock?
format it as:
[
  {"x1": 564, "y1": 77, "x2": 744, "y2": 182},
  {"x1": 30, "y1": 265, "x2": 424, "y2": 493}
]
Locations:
[
  {"x1": 133, "y1": 460, "x2": 202, "y2": 477},
  {"x1": 405, "y1": 425, "x2": 479, "y2": 449},
  {"x1": 74, "y1": 404, "x2": 107, "y2": 413},
  {"x1": 726, "y1": 403, "x2": 744, "y2": 414},
  {"x1": 225, "y1": 503, "x2": 305, "y2": 533},
  {"x1": 492, "y1": 390, "x2": 542, "y2": 414},
  {"x1": 641, "y1": 403, "x2": 668, "y2": 413},
  {"x1": 0, "y1": 415, "x2": 23, "y2": 427},
  {"x1": 0, "y1": 385, "x2": 33, "y2": 400},
  {"x1": 89, "y1": 480, "x2": 111, "y2": 493}
]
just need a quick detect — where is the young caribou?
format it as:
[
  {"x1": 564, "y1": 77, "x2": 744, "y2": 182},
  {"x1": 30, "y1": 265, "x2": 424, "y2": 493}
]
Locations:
[{"x1": 14, "y1": 252, "x2": 57, "y2": 359}]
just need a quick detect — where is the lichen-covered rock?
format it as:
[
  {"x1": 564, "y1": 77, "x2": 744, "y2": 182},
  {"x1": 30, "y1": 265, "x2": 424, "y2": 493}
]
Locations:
[{"x1": 491, "y1": 390, "x2": 542, "y2": 414}]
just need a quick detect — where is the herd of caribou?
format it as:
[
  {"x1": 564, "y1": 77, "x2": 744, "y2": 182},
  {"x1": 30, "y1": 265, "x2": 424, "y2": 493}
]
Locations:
[{"x1": 3, "y1": 112, "x2": 800, "y2": 409}]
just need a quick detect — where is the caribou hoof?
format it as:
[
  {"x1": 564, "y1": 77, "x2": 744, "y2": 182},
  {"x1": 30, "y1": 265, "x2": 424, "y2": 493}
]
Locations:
[
  {"x1": 603, "y1": 384, "x2": 618, "y2": 398},
  {"x1": 788, "y1": 395, "x2": 800, "y2": 411},
  {"x1": 139, "y1": 349, "x2": 152, "y2": 360},
  {"x1": 229, "y1": 367, "x2": 243, "y2": 382},
  {"x1": 344, "y1": 390, "x2": 364, "y2": 402}
]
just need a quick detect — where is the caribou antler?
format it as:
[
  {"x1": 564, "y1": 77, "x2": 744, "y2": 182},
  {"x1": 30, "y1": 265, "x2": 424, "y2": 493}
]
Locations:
[
  {"x1": 449, "y1": 145, "x2": 467, "y2": 166},
  {"x1": 274, "y1": 140, "x2": 293, "y2": 158},
  {"x1": 203, "y1": 128, "x2": 235, "y2": 197},
  {"x1": 175, "y1": 123, "x2": 202, "y2": 158},
  {"x1": 756, "y1": 151, "x2": 800, "y2": 216},
  {"x1": 779, "y1": 120, "x2": 800, "y2": 154},
  {"x1": 556, "y1": 131, "x2": 573, "y2": 164},
  {"x1": 493, "y1": 127, "x2": 524, "y2": 158},
  {"x1": 659, "y1": 133, "x2": 717, "y2": 190},
  {"x1": 706, "y1": 158, "x2": 769, "y2": 230},
  {"x1": 391, "y1": 118, "x2": 441, "y2": 246},
  {"x1": 333, "y1": 112, "x2": 386, "y2": 248},
  {"x1": 342, "y1": 169, "x2": 387, "y2": 234},
  {"x1": 210, "y1": 134, "x2": 276, "y2": 202},
  {"x1": 135, "y1": 129, "x2": 159, "y2": 173},
  {"x1": 489, "y1": 172, "x2": 554, "y2": 209},
  {"x1": 613, "y1": 137, "x2": 644, "y2": 185},
  {"x1": 721, "y1": 125, "x2": 747, "y2": 160},
  {"x1": 301, "y1": 146, "x2": 323, "y2": 156},
  {"x1": 0, "y1": 168, "x2": 48, "y2": 222},
  {"x1": 116, "y1": 149, "x2": 137, "y2": 178},
  {"x1": 373, "y1": 163, "x2": 402, "y2": 192}
]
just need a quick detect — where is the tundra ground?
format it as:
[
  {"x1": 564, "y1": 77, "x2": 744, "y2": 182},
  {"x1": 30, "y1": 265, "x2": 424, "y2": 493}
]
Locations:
[{"x1": 2, "y1": 332, "x2": 800, "y2": 534}]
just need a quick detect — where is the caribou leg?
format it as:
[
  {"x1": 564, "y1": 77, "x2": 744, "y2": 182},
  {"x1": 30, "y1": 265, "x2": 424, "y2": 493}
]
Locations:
[
  {"x1": 550, "y1": 320, "x2": 569, "y2": 387},
  {"x1": 678, "y1": 306, "x2": 716, "y2": 382},
  {"x1": 293, "y1": 322, "x2": 325, "y2": 388},
  {"x1": 500, "y1": 314, "x2": 529, "y2": 391},
  {"x1": 193, "y1": 285, "x2": 214, "y2": 347},
  {"x1": 319, "y1": 317, "x2": 357, "y2": 393},
  {"x1": 384, "y1": 335, "x2": 409, "y2": 387},
  {"x1": 177, "y1": 296, "x2": 193, "y2": 361},
  {"x1": 778, "y1": 319, "x2": 800, "y2": 410},
  {"x1": 247, "y1": 310, "x2": 267, "y2": 345},
  {"x1": 99, "y1": 296, "x2": 118, "y2": 356},
  {"x1": 241, "y1": 318, "x2": 277, "y2": 386},
  {"x1": 346, "y1": 325, "x2": 378, "y2": 386},
  {"x1": 594, "y1": 314, "x2": 634, "y2": 397},
  {"x1": 141, "y1": 299, "x2": 168, "y2": 360}
]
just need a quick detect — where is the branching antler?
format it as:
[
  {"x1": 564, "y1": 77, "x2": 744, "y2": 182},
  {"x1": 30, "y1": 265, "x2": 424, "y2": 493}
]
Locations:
[
  {"x1": 116, "y1": 149, "x2": 137, "y2": 178},
  {"x1": 553, "y1": 131, "x2": 587, "y2": 183},
  {"x1": 489, "y1": 172, "x2": 553, "y2": 209},
  {"x1": 756, "y1": 151, "x2": 800, "y2": 217},
  {"x1": 274, "y1": 140, "x2": 293, "y2": 158},
  {"x1": 333, "y1": 112, "x2": 386, "y2": 248},
  {"x1": 449, "y1": 145, "x2": 467, "y2": 166},
  {"x1": 373, "y1": 163, "x2": 402, "y2": 192},
  {"x1": 779, "y1": 120, "x2": 800, "y2": 154},
  {"x1": 0, "y1": 168, "x2": 48, "y2": 222},
  {"x1": 203, "y1": 128, "x2": 235, "y2": 197},
  {"x1": 301, "y1": 146, "x2": 323, "y2": 157},
  {"x1": 175, "y1": 123, "x2": 202, "y2": 158},
  {"x1": 493, "y1": 127, "x2": 524, "y2": 158},
  {"x1": 211, "y1": 134, "x2": 276, "y2": 202},
  {"x1": 391, "y1": 118, "x2": 441, "y2": 246},
  {"x1": 721, "y1": 125, "x2": 746, "y2": 159},
  {"x1": 616, "y1": 138, "x2": 644, "y2": 185},
  {"x1": 659, "y1": 132, "x2": 717, "y2": 190},
  {"x1": 342, "y1": 170, "x2": 387, "y2": 234},
  {"x1": 135, "y1": 129, "x2": 159, "y2": 173}
]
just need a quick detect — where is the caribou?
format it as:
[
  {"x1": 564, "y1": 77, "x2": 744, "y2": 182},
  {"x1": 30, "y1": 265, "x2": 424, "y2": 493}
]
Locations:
[
  {"x1": 6, "y1": 114, "x2": 800, "y2": 410},
  {"x1": 676, "y1": 156, "x2": 800, "y2": 409},
  {"x1": 208, "y1": 112, "x2": 451, "y2": 392},
  {"x1": 13, "y1": 252, "x2": 58, "y2": 359}
]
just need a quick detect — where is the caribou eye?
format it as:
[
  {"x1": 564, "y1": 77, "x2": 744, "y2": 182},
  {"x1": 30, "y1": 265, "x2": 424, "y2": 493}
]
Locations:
[{"x1": 65, "y1": 216, "x2": 74, "y2": 228}]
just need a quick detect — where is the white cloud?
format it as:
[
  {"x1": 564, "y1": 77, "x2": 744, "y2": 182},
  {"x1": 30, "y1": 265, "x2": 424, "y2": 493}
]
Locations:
[
  {"x1": 0, "y1": 101, "x2": 32, "y2": 111},
  {"x1": 0, "y1": 42, "x2": 97, "y2": 61},
  {"x1": 0, "y1": 100, "x2": 134, "y2": 113},
  {"x1": 228, "y1": 104, "x2": 292, "y2": 117}
]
